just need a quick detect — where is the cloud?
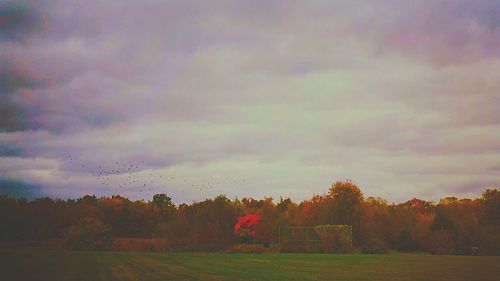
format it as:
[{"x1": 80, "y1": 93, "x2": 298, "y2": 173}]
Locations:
[
  {"x1": 379, "y1": 0, "x2": 500, "y2": 65},
  {"x1": 0, "y1": 1, "x2": 44, "y2": 42},
  {"x1": 0, "y1": 0, "x2": 498, "y2": 203},
  {"x1": 0, "y1": 178, "x2": 43, "y2": 199},
  {"x1": 0, "y1": 54, "x2": 49, "y2": 132},
  {"x1": 0, "y1": 142, "x2": 25, "y2": 157}
]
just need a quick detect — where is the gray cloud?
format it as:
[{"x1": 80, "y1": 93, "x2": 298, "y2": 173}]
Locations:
[
  {"x1": 0, "y1": 178, "x2": 43, "y2": 199},
  {"x1": 0, "y1": 141, "x2": 25, "y2": 157},
  {"x1": 379, "y1": 0, "x2": 500, "y2": 65},
  {"x1": 0, "y1": 0, "x2": 498, "y2": 202},
  {"x1": 0, "y1": 1, "x2": 44, "y2": 42},
  {"x1": 0, "y1": 56, "x2": 47, "y2": 132}
]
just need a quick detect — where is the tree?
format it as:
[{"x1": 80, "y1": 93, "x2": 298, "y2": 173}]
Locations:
[
  {"x1": 431, "y1": 206, "x2": 456, "y2": 233},
  {"x1": 329, "y1": 181, "x2": 364, "y2": 225},
  {"x1": 254, "y1": 198, "x2": 279, "y2": 245},
  {"x1": 235, "y1": 213, "x2": 260, "y2": 243},
  {"x1": 481, "y1": 189, "x2": 500, "y2": 226},
  {"x1": 63, "y1": 217, "x2": 113, "y2": 250},
  {"x1": 396, "y1": 229, "x2": 416, "y2": 251},
  {"x1": 152, "y1": 193, "x2": 173, "y2": 208},
  {"x1": 314, "y1": 225, "x2": 352, "y2": 253},
  {"x1": 277, "y1": 197, "x2": 292, "y2": 213},
  {"x1": 479, "y1": 189, "x2": 500, "y2": 254},
  {"x1": 300, "y1": 194, "x2": 333, "y2": 226}
]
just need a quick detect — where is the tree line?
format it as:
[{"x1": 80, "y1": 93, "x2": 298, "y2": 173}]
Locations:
[{"x1": 0, "y1": 181, "x2": 498, "y2": 255}]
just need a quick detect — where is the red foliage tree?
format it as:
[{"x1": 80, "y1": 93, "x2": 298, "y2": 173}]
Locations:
[{"x1": 235, "y1": 213, "x2": 260, "y2": 243}]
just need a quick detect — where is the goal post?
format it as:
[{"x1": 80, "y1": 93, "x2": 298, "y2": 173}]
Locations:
[{"x1": 278, "y1": 225, "x2": 352, "y2": 253}]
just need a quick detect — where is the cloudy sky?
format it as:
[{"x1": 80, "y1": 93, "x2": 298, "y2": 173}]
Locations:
[{"x1": 1, "y1": 0, "x2": 499, "y2": 203}]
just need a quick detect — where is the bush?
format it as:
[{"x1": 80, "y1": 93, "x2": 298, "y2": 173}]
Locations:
[
  {"x1": 396, "y1": 230, "x2": 417, "y2": 252},
  {"x1": 63, "y1": 217, "x2": 113, "y2": 250},
  {"x1": 362, "y1": 236, "x2": 389, "y2": 254},
  {"x1": 111, "y1": 237, "x2": 169, "y2": 252},
  {"x1": 314, "y1": 225, "x2": 352, "y2": 253},
  {"x1": 237, "y1": 229, "x2": 254, "y2": 244},
  {"x1": 425, "y1": 230, "x2": 457, "y2": 255},
  {"x1": 228, "y1": 244, "x2": 274, "y2": 253},
  {"x1": 478, "y1": 227, "x2": 500, "y2": 255}
]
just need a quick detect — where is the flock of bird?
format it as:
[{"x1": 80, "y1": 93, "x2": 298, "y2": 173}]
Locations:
[{"x1": 66, "y1": 154, "x2": 249, "y2": 197}]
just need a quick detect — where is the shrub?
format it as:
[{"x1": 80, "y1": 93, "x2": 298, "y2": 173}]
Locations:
[
  {"x1": 237, "y1": 229, "x2": 254, "y2": 244},
  {"x1": 229, "y1": 244, "x2": 270, "y2": 253},
  {"x1": 425, "y1": 230, "x2": 457, "y2": 255},
  {"x1": 396, "y1": 230, "x2": 416, "y2": 252},
  {"x1": 63, "y1": 217, "x2": 113, "y2": 250},
  {"x1": 314, "y1": 225, "x2": 352, "y2": 253},
  {"x1": 362, "y1": 236, "x2": 389, "y2": 254},
  {"x1": 478, "y1": 226, "x2": 500, "y2": 255},
  {"x1": 111, "y1": 237, "x2": 169, "y2": 252}
]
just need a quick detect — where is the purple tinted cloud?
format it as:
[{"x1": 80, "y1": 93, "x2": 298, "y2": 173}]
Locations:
[
  {"x1": 380, "y1": 0, "x2": 500, "y2": 65},
  {"x1": 0, "y1": 0, "x2": 498, "y2": 203}
]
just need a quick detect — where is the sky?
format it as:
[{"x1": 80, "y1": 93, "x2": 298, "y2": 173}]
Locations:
[{"x1": 0, "y1": 0, "x2": 499, "y2": 204}]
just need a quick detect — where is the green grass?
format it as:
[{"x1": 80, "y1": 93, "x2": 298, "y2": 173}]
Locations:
[{"x1": 1, "y1": 247, "x2": 499, "y2": 281}]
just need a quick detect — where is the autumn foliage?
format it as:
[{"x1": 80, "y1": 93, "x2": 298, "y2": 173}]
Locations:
[
  {"x1": 235, "y1": 213, "x2": 260, "y2": 243},
  {"x1": 0, "y1": 181, "x2": 499, "y2": 255}
]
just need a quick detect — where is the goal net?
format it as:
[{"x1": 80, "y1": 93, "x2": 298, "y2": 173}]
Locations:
[{"x1": 278, "y1": 225, "x2": 352, "y2": 253}]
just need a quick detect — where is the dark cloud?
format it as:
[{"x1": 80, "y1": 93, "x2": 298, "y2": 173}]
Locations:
[
  {"x1": 0, "y1": 141, "x2": 26, "y2": 157},
  {"x1": 0, "y1": 0, "x2": 497, "y2": 202},
  {"x1": 0, "y1": 103, "x2": 24, "y2": 132},
  {"x1": 0, "y1": 178, "x2": 43, "y2": 199},
  {"x1": 0, "y1": 81, "x2": 28, "y2": 132},
  {"x1": 0, "y1": 54, "x2": 124, "y2": 133},
  {"x1": 0, "y1": 57, "x2": 47, "y2": 132},
  {"x1": 0, "y1": 1, "x2": 43, "y2": 41},
  {"x1": 0, "y1": 59, "x2": 41, "y2": 93}
]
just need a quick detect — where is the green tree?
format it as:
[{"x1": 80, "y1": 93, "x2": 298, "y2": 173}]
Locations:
[
  {"x1": 481, "y1": 189, "x2": 500, "y2": 226},
  {"x1": 152, "y1": 193, "x2": 173, "y2": 208},
  {"x1": 479, "y1": 189, "x2": 500, "y2": 254}
]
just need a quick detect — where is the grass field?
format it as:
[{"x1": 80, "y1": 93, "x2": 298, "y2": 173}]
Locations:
[{"x1": 1, "y1": 247, "x2": 499, "y2": 281}]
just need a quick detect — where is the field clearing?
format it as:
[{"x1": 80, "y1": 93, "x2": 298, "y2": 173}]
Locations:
[{"x1": 1, "y1": 247, "x2": 499, "y2": 281}]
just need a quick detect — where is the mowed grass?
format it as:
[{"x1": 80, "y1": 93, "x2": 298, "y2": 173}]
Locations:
[{"x1": 1, "y1": 247, "x2": 499, "y2": 281}]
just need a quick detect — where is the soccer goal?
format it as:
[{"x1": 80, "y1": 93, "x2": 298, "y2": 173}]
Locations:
[{"x1": 278, "y1": 225, "x2": 352, "y2": 253}]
